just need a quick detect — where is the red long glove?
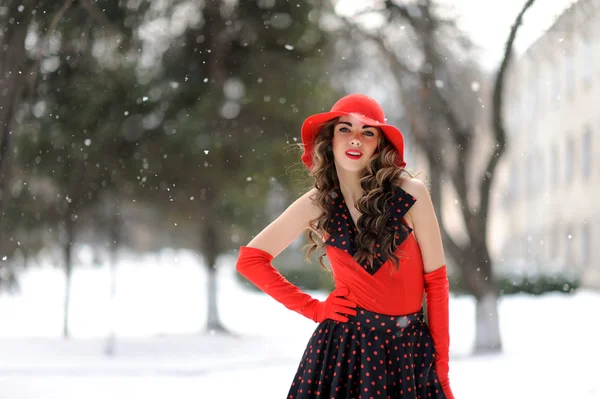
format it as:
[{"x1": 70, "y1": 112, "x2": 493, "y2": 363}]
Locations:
[
  {"x1": 236, "y1": 246, "x2": 357, "y2": 323},
  {"x1": 424, "y1": 265, "x2": 455, "y2": 399}
]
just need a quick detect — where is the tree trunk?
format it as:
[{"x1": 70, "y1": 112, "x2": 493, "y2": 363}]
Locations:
[
  {"x1": 474, "y1": 290, "x2": 501, "y2": 353},
  {"x1": 471, "y1": 0, "x2": 538, "y2": 354},
  {"x1": 104, "y1": 198, "x2": 121, "y2": 355},
  {"x1": 202, "y1": 219, "x2": 228, "y2": 333},
  {"x1": 450, "y1": 238, "x2": 502, "y2": 353},
  {"x1": 62, "y1": 211, "x2": 75, "y2": 339},
  {"x1": 198, "y1": 0, "x2": 229, "y2": 334},
  {"x1": 206, "y1": 261, "x2": 225, "y2": 332}
]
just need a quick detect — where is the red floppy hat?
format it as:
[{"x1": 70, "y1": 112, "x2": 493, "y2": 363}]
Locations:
[{"x1": 301, "y1": 94, "x2": 406, "y2": 170}]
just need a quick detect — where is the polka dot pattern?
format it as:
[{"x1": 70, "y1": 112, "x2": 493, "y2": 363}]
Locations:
[
  {"x1": 287, "y1": 308, "x2": 446, "y2": 399},
  {"x1": 326, "y1": 186, "x2": 416, "y2": 276}
]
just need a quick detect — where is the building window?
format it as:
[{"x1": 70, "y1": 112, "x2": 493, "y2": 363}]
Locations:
[
  {"x1": 551, "y1": 145, "x2": 559, "y2": 186},
  {"x1": 582, "y1": 126, "x2": 591, "y2": 179},
  {"x1": 530, "y1": 66, "x2": 538, "y2": 117},
  {"x1": 532, "y1": 149, "x2": 543, "y2": 193},
  {"x1": 523, "y1": 80, "x2": 531, "y2": 124},
  {"x1": 528, "y1": 154, "x2": 535, "y2": 195},
  {"x1": 536, "y1": 151, "x2": 542, "y2": 192},
  {"x1": 551, "y1": 225, "x2": 560, "y2": 260},
  {"x1": 565, "y1": 226, "x2": 573, "y2": 269},
  {"x1": 540, "y1": 64, "x2": 551, "y2": 112},
  {"x1": 581, "y1": 223, "x2": 590, "y2": 267},
  {"x1": 522, "y1": 158, "x2": 528, "y2": 195},
  {"x1": 565, "y1": 137, "x2": 574, "y2": 182},
  {"x1": 565, "y1": 49, "x2": 575, "y2": 95},
  {"x1": 582, "y1": 32, "x2": 592, "y2": 84},
  {"x1": 536, "y1": 67, "x2": 544, "y2": 114},
  {"x1": 553, "y1": 58, "x2": 561, "y2": 105},
  {"x1": 509, "y1": 161, "x2": 519, "y2": 202}
]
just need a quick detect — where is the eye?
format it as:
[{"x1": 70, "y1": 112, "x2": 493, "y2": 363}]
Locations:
[
  {"x1": 363, "y1": 130, "x2": 376, "y2": 137},
  {"x1": 338, "y1": 126, "x2": 350, "y2": 133}
]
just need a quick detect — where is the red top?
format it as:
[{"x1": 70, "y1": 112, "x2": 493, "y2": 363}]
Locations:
[{"x1": 324, "y1": 187, "x2": 424, "y2": 316}]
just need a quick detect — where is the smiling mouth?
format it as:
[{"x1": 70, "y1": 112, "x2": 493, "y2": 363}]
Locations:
[{"x1": 345, "y1": 150, "x2": 363, "y2": 160}]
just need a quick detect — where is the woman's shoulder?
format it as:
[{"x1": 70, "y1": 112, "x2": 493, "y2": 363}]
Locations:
[
  {"x1": 393, "y1": 178, "x2": 431, "y2": 231},
  {"x1": 299, "y1": 187, "x2": 319, "y2": 203},
  {"x1": 296, "y1": 187, "x2": 322, "y2": 219},
  {"x1": 396, "y1": 177, "x2": 429, "y2": 200}
]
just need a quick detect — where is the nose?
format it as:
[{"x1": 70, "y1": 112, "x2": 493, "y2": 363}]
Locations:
[{"x1": 349, "y1": 134, "x2": 362, "y2": 147}]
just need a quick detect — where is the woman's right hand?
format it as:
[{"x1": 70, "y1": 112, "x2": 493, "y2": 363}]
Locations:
[{"x1": 312, "y1": 287, "x2": 357, "y2": 323}]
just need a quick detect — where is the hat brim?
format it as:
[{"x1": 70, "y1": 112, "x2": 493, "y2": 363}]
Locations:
[{"x1": 301, "y1": 111, "x2": 406, "y2": 170}]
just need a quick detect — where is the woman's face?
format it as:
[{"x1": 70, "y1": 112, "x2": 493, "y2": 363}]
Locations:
[{"x1": 332, "y1": 115, "x2": 380, "y2": 173}]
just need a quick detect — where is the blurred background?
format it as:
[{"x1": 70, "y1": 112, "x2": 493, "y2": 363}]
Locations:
[{"x1": 0, "y1": 0, "x2": 598, "y2": 398}]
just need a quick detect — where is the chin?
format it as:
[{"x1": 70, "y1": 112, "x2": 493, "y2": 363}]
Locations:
[{"x1": 335, "y1": 159, "x2": 368, "y2": 173}]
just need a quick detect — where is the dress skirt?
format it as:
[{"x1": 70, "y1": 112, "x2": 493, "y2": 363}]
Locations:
[{"x1": 287, "y1": 307, "x2": 446, "y2": 399}]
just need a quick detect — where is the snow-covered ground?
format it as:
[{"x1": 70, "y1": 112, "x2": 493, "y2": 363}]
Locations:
[{"x1": 0, "y1": 249, "x2": 598, "y2": 399}]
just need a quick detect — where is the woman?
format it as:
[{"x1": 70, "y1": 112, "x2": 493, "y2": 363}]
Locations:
[{"x1": 236, "y1": 94, "x2": 455, "y2": 399}]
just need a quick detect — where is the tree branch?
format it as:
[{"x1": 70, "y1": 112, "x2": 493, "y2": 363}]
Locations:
[
  {"x1": 481, "y1": 0, "x2": 537, "y2": 225},
  {"x1": 363, "y1": 31, "x2": 412, "y2": 76},
  {"x1": 415, "y1": 2, "x2": 478, "y2": 239},
  {"x1": 362, "y1": 0, "x2": 478, "y2": 242}
]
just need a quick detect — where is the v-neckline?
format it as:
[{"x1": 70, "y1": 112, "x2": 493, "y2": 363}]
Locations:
[
  {"x1": 336, "y1": 188, "x2": 360, "y2": 231},
  {"x1": 326, "y1": 185, "x2": 418, "y2": 276}
]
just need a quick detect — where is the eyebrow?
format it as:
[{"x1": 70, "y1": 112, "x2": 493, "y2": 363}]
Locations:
[{"x1": 336, "y1": 122, "x2": 377, "y2": 129}]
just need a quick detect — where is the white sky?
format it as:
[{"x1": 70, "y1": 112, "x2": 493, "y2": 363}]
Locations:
[
  {"x1": 448, "y1": 0, "x2": 578, "y2": 68},
  {"x1": 336, "y1": 0, "x2": 578, "y2": 70}
]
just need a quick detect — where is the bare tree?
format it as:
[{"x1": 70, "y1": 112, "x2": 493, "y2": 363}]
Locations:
[{"x1": 338, "y1": 0, "x2": 537, "y2": 353}]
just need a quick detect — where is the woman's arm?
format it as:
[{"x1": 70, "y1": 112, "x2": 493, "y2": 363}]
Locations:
[
  {"x1": 246, "y1": 187, "x2": 320, "y2": 257},
  {"x1": 402, "y1": 177, "x2": 455, "y2": 399},
  {"x1": 402, "y1": 178, "x2": 446, "y2": 272},
  {"x1": 236, "y1": 188, "x2": 357, "y2": 323}
]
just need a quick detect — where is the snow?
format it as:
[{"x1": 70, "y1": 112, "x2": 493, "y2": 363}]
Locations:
[{"x1": 0, "y1": 249, "x2": 599, "y2": 399}]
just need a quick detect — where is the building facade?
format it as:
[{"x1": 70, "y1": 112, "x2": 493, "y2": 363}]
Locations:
[{"x1": 497, "y1": 0, "x2": 600, "y2": 287}]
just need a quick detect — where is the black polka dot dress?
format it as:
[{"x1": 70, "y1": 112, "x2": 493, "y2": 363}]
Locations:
[{"x1": 286, "y1": 187, "x2": 447, "y2": 399}]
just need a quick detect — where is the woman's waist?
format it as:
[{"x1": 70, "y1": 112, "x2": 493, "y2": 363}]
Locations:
[
  {"x1": 332, "y1": 278, "x2": 424, "y2": 316},
  {"x1": 347, "y1": 307, "x2": 426, "y2": 335}
]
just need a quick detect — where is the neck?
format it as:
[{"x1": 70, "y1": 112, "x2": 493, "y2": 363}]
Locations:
[{"x1": 335, "y1": 167, "x2": 364, "y2": 205}]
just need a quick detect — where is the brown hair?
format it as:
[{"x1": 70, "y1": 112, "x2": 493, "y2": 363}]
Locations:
[{"x1": 303, "y1": 118, "x2": 416, "y2": 272}]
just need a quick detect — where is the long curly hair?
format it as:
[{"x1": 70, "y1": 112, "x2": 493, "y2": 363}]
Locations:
[{"x1": 303, "y1": 118, "x2": 416, "y2": 272}]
